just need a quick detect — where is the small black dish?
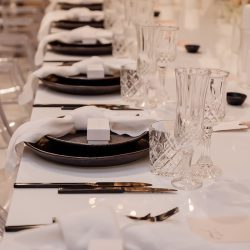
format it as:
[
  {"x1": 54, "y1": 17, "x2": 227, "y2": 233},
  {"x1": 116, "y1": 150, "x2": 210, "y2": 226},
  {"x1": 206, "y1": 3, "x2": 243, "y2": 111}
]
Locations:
[
  {"x1": 185, "y1": 44, "x2": 200, "y2": 53},
  {"x1": 227, "y1": 92, "x2": 247, "y2": 106},
  {"x1": 154, "y1": 11, "x2": 160, "y2": 17}
]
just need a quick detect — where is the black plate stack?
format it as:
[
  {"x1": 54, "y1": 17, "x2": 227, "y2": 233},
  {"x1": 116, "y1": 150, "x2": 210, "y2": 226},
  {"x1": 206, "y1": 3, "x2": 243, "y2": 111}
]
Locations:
[
  {"x1": 40, "y1": 74, "x2": 120, "y2": 95},
  {"x1": 26, "y1": 131, "x2": 149, "y2": 167}
]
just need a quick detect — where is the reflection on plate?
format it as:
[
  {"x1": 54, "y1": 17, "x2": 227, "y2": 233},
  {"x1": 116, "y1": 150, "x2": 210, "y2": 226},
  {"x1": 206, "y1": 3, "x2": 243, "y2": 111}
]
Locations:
[
  {"x1": 53, "y1": 20, "x2": 104, "y2": 30},
  {"x1": 26, "y1": 134, "x2": 149, "y2": 167},
  {"x1": 40, "y1": 75, "x2": 120, "y2": 95},
  {"x1": 46, "y1": 131, "x2": 148, "y2": 148},
  {"x1": 58, "y1": 2, "x2": 103, "y2": 11},
  {"x1": 49, "y1": 41, "x2": 112, "y2": 56}
]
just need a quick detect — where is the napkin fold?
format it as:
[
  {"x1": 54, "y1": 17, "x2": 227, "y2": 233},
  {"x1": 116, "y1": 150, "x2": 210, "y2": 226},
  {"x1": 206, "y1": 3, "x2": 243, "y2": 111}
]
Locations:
[
  {"x1": 18, "y1": 57, "x2": 135, "y2": 105},
  {"x1": 0, "y1": 208, "x2": 120, "y2": 250},
  {"x1": 38, "y1": 8, "x2": 104, "y2": 41},
  {"x1": 2, "y1": 206, "x2": 248, "y2": 250},
  {"x1": 5, "y1": 106, "x2": 154, "y2": 170},
  {"x1": 35, "y1": 26, "x2": 113, "y2": 66},
  {"x1": 35, "y1": 57, "x2": 134, "y2": 78}
]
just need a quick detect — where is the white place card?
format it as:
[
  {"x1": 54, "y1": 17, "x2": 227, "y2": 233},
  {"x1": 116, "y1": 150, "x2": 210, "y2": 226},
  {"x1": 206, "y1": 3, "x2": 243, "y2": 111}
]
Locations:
[
  {"x1": 87, "y1": 118, "x2": 110, "y2": 144},
  {"x1": 87, "y1": 63, "x2": 105, "y2": 79}
]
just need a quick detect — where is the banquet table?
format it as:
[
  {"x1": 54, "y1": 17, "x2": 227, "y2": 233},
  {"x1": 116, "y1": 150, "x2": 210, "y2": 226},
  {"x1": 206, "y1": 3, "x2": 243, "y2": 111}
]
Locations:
[
  {"x1": 5, "y1": 70, "x2": 250, "y2": 249},
  {"x1": 3, "y1": 2, "x2": 250, "y2": 249}
]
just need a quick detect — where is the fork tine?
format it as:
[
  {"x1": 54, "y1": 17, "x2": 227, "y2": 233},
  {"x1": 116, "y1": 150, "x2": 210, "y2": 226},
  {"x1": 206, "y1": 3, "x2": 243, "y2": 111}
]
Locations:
[
  {"x1": 127, "y1": 213, "x2": 151, "y2": 221},
  {"x1": 154, "y1": 207, "x2": 179, "y2": 222}
]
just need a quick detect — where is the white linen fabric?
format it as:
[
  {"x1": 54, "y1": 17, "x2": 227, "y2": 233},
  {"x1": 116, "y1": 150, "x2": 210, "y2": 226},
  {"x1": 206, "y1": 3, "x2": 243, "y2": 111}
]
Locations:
[
  {"x1": 18, "y1": 57, "x2": 134, "y2": 105},
  {"x1": 38, "y1": 8, "x2": 104, "y2": 41},
  {"x1": 5, "y1": 106, "x2": 154, "y2": 170},
  {"x1": 35, "y1": 57, "x2": 135, "y2": 77},
  {"x1": 1, "y1": 204, "x2": 250, "y2": 250},
  {"x1": 35, "y1": 26, "x2": 113, "y2": 66}
]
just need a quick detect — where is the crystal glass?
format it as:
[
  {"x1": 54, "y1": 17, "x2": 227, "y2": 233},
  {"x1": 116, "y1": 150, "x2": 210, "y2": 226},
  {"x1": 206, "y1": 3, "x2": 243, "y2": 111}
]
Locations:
[
  {"x1": 124, "y1": 0, "x2": 154, "y2": 58},
  {"x1": 120, "y1": 63, "x2": 144, "y2": 104},
  {"x1": 171, "y1": 68, "x2": 210, "y2": 190},
  {"x1": 238, "y1": 29, "x2": 250, "y2": 88},
  {"x1": 149, "y1": 120, "x2": 184, "y2": 177},
  {"x1": 136, "y1": 24, "x2": 158, "y2": 108},
  {"x1": 0, "y1": 205, "x2": 7, "y2": 239},
  {"x1": 112, "y1": 32, "x2": 128, "y2": 57},
  {"x1": 195, "y1": 69, "x2": 229, "y2": 179},
  {"x1": 104, "y1": 0, "x2": 125, "y2": 31},
  {"x1": 154, "y1": 26, "x2": 178, "y2": 104},
  {"x1": 124, "y1": 0, "x2": 154, "y2": 25}
]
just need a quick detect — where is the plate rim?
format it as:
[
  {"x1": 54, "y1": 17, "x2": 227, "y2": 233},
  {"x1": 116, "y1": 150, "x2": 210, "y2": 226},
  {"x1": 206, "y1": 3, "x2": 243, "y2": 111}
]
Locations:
[
  {"x1": 49, "y1": 41, "x2": 112, "y2": 47},
  {"x1": 25, "y1": 139, "x2": 149, "y2": 160}
]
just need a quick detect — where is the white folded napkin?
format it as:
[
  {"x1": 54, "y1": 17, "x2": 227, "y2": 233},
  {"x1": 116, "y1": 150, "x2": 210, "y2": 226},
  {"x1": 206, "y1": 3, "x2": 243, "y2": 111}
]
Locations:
[
  {"x1": 2, "y1": 206, "x2": 247, "y2": 250},
  {"x1": 38, "y1": 8, "x2": 104, "y2": 41},
  {"x1": 0, "y1": 208, "x2": 120, "y2": 250},
  {"x1": 35, "y1": 57, "x2": 135, "y2": 78},
  {"x1": 35, "y1": 26, "x2": 113, "y2": 66},
  {"x1": 46, "y1": 0, "x2": 104, "y2": 13},
  {"x1": 5, "y1": 106, "x2": 154, "y2": 170},
  {"x1": 18, "y1": 57, "x2": 135, "y2": 105}
]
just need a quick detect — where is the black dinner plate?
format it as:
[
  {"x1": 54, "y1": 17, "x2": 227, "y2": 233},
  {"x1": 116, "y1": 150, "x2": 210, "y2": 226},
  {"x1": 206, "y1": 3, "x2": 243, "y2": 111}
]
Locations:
[
  {"x1": 49, "y1": 41, "x2": 112, "y2": 56},
  {"x1": 41, "y1": 74, "x2": 120, "y2": 86},
  {"x1": 46, "y1": 130, "x2": 148, "y2": 148},
  {"x1": 58, "y1": 2, "x2": 103, "y2": 11},
  {"x1": 40, "y1": 74, "x2": 120, "y2": 95},
  {"x1": 53, "y1": 20, "x2": 104, "y2": 30},
  {"x1": 26, "y1": 134, "x2": 149, "y2": 167},
  {"x1": 41, "y1": 78, "x2": 120, "y2": 95}
]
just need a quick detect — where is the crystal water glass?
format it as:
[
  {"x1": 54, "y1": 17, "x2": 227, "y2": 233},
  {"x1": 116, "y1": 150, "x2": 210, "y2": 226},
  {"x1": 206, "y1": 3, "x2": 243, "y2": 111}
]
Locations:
[
  {"x1": 171, "y1": 68, "x2": 210, "y2": 190},
  {"x1": 137, "y1": 24, "x2": 158, "y2": 108},
  {"x1": 124, "y1": 0, "x2": 154, "y2": 58},
  {"x1": 120, "y1": 63, "x2": 144, "y2": 104},
  {"x1": 154, "y1": 26, "x2": 178, "y2": 104},
  {"x1": 149, "y1": 120, "x2": 184, "y2": 177},
  {"x1": 104, "y1": 0, "x2": 125, "y2": 31},
  {"x1": 195, "y1": 69, "x2": 229, "y2": 179}
]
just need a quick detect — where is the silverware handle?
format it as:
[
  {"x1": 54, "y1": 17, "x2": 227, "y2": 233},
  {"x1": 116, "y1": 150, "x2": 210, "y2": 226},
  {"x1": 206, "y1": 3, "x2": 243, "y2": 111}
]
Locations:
[{"x1": 14, "y1": 183, "x2": 95, "y2": 189}]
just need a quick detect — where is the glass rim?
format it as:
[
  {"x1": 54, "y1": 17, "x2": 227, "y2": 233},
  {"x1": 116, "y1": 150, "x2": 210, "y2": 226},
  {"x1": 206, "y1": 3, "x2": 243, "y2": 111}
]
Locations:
[
  {"x1": 121, "y1": 62, "x2": 137, "y2": 70},
  {"x1": 150, "y1": 119, "x2": 175, "y2": 130},
  {"x1": 175, "y1": 67, "x2": 211, "y2": 75},
  {"x1": 209, "y1": 68, "x2": 230, "y2": 78},
  {"x1": 135, "y1": 22, "x2": 179, "y2": 31}
]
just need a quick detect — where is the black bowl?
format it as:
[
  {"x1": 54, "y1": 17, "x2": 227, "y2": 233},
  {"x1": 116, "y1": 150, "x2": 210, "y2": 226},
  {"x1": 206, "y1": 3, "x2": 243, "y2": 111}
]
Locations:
[
  {"x1": 185, "y1": 44, "x2": 200, "y2": 53},
  {"x1": 154, "y1": 11, "x2": 160, "y2": 17},
  {"x1": 227, "y1": 92, "x2": 247, "y2": 106}
]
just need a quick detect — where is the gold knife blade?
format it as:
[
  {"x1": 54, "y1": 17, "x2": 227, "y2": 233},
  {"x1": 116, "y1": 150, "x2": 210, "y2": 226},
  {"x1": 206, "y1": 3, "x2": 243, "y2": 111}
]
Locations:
[{"x1": 122, "y1": 187, "x2": 177, "y2": 193}]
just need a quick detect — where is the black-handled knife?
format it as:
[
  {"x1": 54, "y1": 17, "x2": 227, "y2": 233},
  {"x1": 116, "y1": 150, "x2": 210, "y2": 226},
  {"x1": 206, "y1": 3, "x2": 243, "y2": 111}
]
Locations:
[{"x1": 14, "y1": 182, "x2": 152, "y2": 189}]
